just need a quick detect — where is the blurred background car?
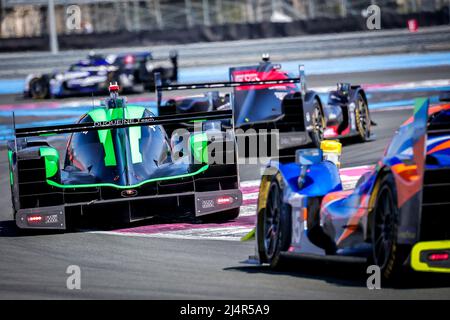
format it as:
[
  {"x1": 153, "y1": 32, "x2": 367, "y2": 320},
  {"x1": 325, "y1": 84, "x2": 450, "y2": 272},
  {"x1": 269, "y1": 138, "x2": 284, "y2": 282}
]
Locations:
[{"x1": 24, "y1": 50, "x2": 178, "y2": 99}]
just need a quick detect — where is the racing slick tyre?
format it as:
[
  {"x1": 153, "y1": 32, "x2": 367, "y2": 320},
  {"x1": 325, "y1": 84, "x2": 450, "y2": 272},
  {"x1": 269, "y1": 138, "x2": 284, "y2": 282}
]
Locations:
[
  {"x1": 310, "y1": 99, "x2": 325, "y2": 148},
  {"x1": 257, "y1": 179, "x2": 291, "y2": 268},
  {"x1": 371, "y1": 173, "x2": 410, "y2": 283},
  {"x1": 355, "y1": 94, "x2": 370, "y2": 142},
  {"x1": 200, "y1": 208, "x2": 240, "y2": 223},
  {"x1": 29, "y1": 77, "x2": 49, "y2": 99}
]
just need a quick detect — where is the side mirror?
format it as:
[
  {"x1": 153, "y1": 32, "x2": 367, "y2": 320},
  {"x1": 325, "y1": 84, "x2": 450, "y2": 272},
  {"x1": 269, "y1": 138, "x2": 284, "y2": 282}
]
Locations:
[{"x1": 295, "y1": 148, "x2": 323, "y2": 166}]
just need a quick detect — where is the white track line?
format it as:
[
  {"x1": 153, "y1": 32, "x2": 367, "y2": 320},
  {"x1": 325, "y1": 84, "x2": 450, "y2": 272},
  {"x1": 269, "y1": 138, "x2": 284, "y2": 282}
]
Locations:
[
  {"x1": 92, "y1": 165, "x2": 371, "y2": 241},
  {"x1": 93, "y1": 227, "x2": 253, "y2": 241}
]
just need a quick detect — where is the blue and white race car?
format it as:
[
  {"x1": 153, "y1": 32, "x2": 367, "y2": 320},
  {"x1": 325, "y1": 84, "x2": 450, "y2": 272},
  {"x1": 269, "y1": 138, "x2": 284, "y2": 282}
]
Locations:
[
  {"x1": 253, "y1": 96, "x2": 450, "y2": 281},
  {"x1": 24, "y1": 50, "x2": 178, "y2": 99}
]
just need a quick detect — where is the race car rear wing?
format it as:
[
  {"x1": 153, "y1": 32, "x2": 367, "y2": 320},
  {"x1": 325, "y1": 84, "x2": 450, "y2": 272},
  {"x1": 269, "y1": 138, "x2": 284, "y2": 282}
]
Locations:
[
  {"x1": 14, "y1": 109, "x2": 232, "y2": 138},
  {"x1": 154, "y1": 65, "x2": 307, "y2": 108}
]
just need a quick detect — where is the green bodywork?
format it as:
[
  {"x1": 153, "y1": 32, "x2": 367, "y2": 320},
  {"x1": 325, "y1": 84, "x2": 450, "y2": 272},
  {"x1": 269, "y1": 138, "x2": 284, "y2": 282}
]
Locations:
[
  {"x1": 40, "y1": 147, "x2": 59, "y2": 178},
  {"x1": 8, "y1": 150, "x2": 13, "y2": 185},
  {"x1": 86, "y1": 105, "x2": 146, "y2": 166},
  {"x1": 190, "y1": 133, "x2": 209, "y2": 164},
  {"x1": 41, "y1": 105, "x2": 211, "y2": 189},
  {"x1": 46, "y1": 164, "x2": 209, "y2": 189}
]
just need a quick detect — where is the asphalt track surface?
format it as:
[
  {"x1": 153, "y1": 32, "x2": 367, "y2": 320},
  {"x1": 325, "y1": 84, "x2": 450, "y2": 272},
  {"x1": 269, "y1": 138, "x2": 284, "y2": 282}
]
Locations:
[{"x1": 1, "y1": 106, "x2": 450, "y2": 299}]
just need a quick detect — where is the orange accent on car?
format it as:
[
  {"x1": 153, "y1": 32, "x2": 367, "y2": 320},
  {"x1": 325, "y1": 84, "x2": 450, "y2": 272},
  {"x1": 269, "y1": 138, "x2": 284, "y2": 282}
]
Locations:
[
  {"x1": 391, "y1": 163, "x2": 420, "y2": 181},
  {"x1": 402, "y1": 103, "x2": 450, "y2": 126},
  {"x1": 428, "y1": 140, "x2": 450, "y2": 155},
  {"x1": 302, "y1": 207, "x2": 308, "y2": 221}
]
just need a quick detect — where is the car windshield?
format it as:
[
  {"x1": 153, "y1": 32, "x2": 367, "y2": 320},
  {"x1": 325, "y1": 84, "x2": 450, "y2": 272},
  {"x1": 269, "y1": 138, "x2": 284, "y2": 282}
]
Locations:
[
  {"x1": 61, "y1": 107, "x2": 193, "y2": 187},
  {"x1": 229, "y1": 64, "x2": 299, "y2": 126}
]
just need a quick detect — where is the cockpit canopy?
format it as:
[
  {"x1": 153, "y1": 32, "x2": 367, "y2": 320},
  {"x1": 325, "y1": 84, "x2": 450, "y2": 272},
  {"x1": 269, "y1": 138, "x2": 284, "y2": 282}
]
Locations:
[
  {"x1": 229, "y1": 62, "x2": 299, "y2": 126},
  {"x1": 63, "y1": 106, "x2": 173, "y2": 187}
]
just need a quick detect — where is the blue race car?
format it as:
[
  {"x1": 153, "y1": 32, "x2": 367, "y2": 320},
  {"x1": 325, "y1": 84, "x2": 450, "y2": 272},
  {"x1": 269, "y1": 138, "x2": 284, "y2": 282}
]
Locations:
[
  {"x1": 255, "y1": 96, "x2": 450, "y2": 281},
  {"x1": 24, "y1": 50, "x2": 178, "y2": 99}
]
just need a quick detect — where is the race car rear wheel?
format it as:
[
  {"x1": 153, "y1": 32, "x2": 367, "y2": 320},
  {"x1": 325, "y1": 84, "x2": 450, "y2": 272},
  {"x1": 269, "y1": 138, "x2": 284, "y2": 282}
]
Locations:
[
  {"x1": 310, "y1": 100, "x2": 325, "y2": 148},
  {"x1": 29, "y1": 77, "x2": 49, "y2": 99},
  {"x1": 371, "y1": 174, "x2": 410, "y2": 282},
  {"x1": 355, "y1": 94, "x2": 370, "y2": 142},
  {"x1": 257, "y1": 179, "x2": 291, "y2": 268}
]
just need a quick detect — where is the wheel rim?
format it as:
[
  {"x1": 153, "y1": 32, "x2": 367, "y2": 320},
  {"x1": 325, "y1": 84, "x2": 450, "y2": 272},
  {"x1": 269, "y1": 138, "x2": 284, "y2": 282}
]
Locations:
[
  {"x1": 312, "y1": 105, "x2": 324, "y2": 141},
  {"x1": 356, "y1": 98, "x2": 369, "y2": 138},
  {"x1": 264, "y1": 183, "x2": 281, "y2": 259},
  {"x1": 31, "y1": 80, "x2": 47, "y2": 98},
  {"x1": 373, "y1": 186, "x2": 396, "y2": 269}
]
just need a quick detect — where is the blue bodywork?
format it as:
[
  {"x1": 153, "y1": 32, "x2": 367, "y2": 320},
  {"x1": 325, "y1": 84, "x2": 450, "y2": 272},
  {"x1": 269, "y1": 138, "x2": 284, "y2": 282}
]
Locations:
[
  {"x1": 256, "y1": 98, "x2": 450, "y2": 263},
  {"x1": 24, "y1": 51, "x2": 177, "y2": 98}
]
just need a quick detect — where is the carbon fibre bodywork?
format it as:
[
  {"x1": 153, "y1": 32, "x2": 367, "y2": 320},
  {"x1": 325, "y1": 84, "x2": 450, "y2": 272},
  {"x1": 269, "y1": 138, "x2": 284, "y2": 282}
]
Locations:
[
  {"x1": 256, "y1": 98, "x2": 450, "y2": 273},
  {"x1": 158, "y1": 58, "x2": 372, "y2": 153}
]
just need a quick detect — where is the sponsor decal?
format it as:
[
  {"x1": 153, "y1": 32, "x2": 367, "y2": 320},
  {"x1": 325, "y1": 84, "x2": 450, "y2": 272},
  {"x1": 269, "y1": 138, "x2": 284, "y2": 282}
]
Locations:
[
  {"x1": 201, "y1": 200, "x2": 215, "y2": 209},
  {"x1": 45, "y1": 214, "x2": 59, "y2": 224},
  {"x1": 94, "y1": 117, "x2": 154, "y2": 127}
]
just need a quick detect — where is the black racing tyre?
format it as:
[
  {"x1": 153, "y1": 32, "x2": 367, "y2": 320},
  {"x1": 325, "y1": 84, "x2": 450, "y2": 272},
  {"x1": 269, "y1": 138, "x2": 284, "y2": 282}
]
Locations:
[
  {"x1": 309, "y1": 99, "x2": 325, "y2": 148},
  {"x1": 371, "y1": 174, "x2": 410, "y2": 282},
  {"x1": 200, "y1": 208, "x2": 240, "y2": 223},
  {"x1": 29, "y1": 77, "x2": 49, "y2": 99},
  {"x1": 355, "y1": 93, "x2": 370, "y2": 142},
  {"x1": 257, "y1": 179, "x2": 291, "y2": 268}
]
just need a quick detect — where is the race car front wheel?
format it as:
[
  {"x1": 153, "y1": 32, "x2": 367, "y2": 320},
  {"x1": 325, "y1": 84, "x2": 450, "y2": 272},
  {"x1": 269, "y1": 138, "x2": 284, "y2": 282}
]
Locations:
[
  {"x1": 371, "y1": 174, "x2": 410, "y2": 282},
  {"x1": 29, "y1": 77, "x2": 49, "y2": 99},
  {"x1": 257, "y1": 179, "x2": 291, "y2": 268},
  {"x1": 310, "y1": 100, "x2": 325, "y2": 148},
  {"x1": 355, "y1": 94, "x2": 370, "y2": 142}
]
